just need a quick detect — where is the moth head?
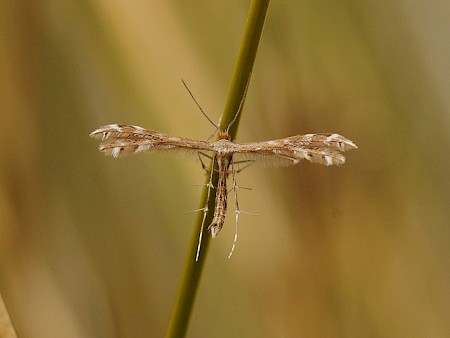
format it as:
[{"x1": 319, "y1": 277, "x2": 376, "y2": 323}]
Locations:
[{"x1": 218, "y1": 131, "x2": 231, "y2": 141}]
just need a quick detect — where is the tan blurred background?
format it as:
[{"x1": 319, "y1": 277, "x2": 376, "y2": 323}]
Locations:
[{"x1": 1, "y1": 1, "x2": 449, "y2": 337}]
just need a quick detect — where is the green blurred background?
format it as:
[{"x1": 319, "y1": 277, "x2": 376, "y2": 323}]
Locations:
[{"x1": 1, "y1": 1, "x2": 449, "y2": 337}]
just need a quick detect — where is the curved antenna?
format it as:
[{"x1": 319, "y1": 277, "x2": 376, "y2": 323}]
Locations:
[
  {"x1": 181, "y1": 79, "x2": 219, "y2": 131},
  {"x1": 226, "y1": 74, "x2": 251, "y2": 134}
]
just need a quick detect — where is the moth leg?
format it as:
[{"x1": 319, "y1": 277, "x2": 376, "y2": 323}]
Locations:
[
  {"x1": 191, "y1": 152, "x2": 214, "y2": 198},
  {"x1": 196, "y1": 155, "x2": 216, "y2": 261},
  {"x1": 224, "y1": 159, "x2": 254, "y2": 194},
  {"x1": 232, "y1": 159, "x2": 255, "y2": 174},
  {"x1": 206, "y1": 127, "x2": 219, "y2": 142},
  {"x1": 227, "y1": 184, "x2": 251, "y2": 194},
  {"x1": 228, "y1": 157, "x2": 240, "y2": 259},
  {"x1": 197, "y1": 151, "x2": 213, "y2": 172},
  {"x1": 198, "y1": 151, "x2": 222, "y2": 175}
]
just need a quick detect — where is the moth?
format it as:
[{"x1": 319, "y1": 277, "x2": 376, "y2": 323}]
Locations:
[{"x1": 90, "y1": 82, "x2": 357, "y2": 260}]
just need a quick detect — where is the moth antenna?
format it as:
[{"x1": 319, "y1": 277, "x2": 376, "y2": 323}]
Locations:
[
  {"x1": 226, "y1": 73, "x2": 252, "y2": 134},
  {"x1": 181, "y1": 79, "x2": 219, "y2": 132}
]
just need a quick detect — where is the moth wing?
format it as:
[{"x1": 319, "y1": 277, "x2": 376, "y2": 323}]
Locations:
[
  {"x1": 232, "y1": 133, "x2": 357, "y2": 167},
  {"x1": 90, "y1": 124, "x2": 214, "y2": 158}
]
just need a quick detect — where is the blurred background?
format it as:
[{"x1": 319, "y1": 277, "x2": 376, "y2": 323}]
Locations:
[{"x1": 1, "y1": 1, "x2": 449, "y2": 337}]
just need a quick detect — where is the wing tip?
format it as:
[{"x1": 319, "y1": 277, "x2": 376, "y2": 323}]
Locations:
[{"x1": 89, "y1": 124, "x2": 123, "y2": 139}]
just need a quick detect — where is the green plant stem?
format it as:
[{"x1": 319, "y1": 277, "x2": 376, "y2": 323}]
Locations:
[{"x1": 165, "y1": 1, "x2": 270, "y2": 337}]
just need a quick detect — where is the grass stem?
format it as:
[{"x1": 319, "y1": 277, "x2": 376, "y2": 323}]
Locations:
[{"x1": 165, "y1": 1, "x2": 270, "y2": 337}]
